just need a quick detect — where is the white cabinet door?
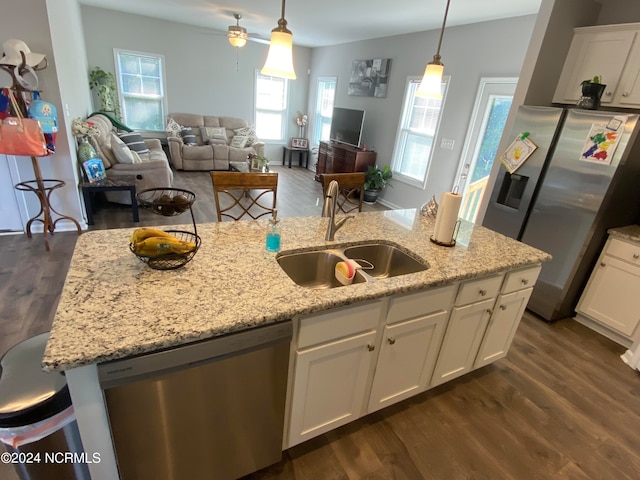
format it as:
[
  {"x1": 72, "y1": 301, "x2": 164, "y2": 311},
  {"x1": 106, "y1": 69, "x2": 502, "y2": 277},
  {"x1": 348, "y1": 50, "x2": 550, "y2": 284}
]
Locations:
[
  {"x1": 431, "y1": 299, "x2": 494, "y2": 386},
  {"x1": 577, "y1": 256, "x2": 640, "y2": 337},
  {"x1": 367, "y1": 310, "x2": 448, "y2": 413},
  {"x1": 614, "y1": 35, "x2": 640, "y2": 107},
  {"x1": 475, "y1": 288, "x2": 533, "y2": 368},
  {"x1": 553, "y1": 29, "x2": 636, "y2": 104},
  {"x1": 287, "y1": 330, "x2": 377, "y2": 448}
]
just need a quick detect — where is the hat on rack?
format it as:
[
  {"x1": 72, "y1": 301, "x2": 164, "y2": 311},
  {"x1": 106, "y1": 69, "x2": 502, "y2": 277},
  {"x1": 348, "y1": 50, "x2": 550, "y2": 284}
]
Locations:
[{"x1": 0, "y1": 39, "x2": 46, "y2": 67}]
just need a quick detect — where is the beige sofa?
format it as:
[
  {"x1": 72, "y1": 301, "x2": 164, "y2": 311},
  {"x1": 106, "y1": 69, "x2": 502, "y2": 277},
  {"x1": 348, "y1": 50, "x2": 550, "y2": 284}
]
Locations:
[
  {"x1": 167, "y1": 113, "x2": 265, "y2": 171},
  {"x1": 87, "y1": 114, "x2": 173, "y2": 204}
]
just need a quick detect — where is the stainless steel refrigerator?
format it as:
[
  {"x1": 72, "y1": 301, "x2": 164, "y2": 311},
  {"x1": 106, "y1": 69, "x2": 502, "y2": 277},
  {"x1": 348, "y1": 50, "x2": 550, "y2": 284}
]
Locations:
[{"x1": 483, "y1": 105, "x2": 640, "y2": 321}]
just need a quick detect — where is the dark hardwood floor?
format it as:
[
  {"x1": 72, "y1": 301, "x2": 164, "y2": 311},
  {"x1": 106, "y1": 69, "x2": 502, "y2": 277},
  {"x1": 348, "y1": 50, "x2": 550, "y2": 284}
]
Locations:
[{"x1": 1, "y1": 166, "x2": 639, "y2": 479}]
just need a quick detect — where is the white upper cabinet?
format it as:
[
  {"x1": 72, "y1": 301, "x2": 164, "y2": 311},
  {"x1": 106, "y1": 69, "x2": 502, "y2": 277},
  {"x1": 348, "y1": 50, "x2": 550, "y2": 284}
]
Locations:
[{"x1": 553, "y1": 23, "x2": 640, "y2": 108}]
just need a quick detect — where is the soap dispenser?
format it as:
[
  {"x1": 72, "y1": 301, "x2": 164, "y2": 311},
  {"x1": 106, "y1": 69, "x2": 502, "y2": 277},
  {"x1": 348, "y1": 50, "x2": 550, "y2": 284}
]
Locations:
[{"x1": 266, "y1": 209, "x2": 281, "y2": 252}]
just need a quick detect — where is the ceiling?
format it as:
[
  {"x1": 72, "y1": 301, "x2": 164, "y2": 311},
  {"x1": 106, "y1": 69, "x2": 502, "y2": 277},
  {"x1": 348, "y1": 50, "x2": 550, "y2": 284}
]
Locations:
[{"x1": 78, "y1": 0, "x2": 543, "y2": 48}]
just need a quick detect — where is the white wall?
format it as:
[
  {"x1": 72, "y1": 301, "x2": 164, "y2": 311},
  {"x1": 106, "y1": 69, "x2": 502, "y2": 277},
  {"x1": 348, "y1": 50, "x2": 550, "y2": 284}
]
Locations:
[
  {"x1": 80, "y1": 6, "x2": 312, "y2": 161},
  {"x1": 0, "y1": 0, "x2": 88, "y2": 233},
  {"x1": 309, "y1": 15, "x2": 537, "y2": 210}
]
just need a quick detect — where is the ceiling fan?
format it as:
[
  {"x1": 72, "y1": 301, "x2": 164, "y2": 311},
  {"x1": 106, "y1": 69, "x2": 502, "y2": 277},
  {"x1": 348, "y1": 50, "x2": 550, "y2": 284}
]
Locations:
[{"x1": 227, "y1": 13, "x2": 270, "y2": 47}]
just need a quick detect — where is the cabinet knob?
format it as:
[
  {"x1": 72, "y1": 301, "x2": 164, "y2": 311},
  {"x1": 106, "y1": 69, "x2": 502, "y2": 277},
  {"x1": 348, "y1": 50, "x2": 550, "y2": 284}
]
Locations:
[
  {"x1": 388, "y1": 337, "x2": 396, "y2": 345},
  {"x1": 499, "y1": 304, "x2": 507, "y2": 310},
  {"x1": 521, "y1": 278, "x2": 529, "y2": 285},
  {"x1": 633, "y1": 253, "x2": 639, "y2": 259},
  {"x1": 622, "y1": 92, "x2": 629, "y2": 97},
  {"x1": 600, "y1": 262, "x2": 606, "y2": 267},
  {"x1": 367, "y1": 344, "x2": 375, "y2": 352},
  {"x1": 479, "y1": 289, "x2": 487, "y2": 296},
  {"x1": 605, "y1": 91, "x2": 613, "y2": 96},
  {"x1": 486, "y1": 308, "x2": 493, "y2": 315}
]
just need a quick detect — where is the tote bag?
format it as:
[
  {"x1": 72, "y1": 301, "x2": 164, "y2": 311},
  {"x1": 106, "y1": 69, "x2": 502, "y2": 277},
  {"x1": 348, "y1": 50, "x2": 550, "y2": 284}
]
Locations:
[{"x1": 0, "y1": 90, "x2": 48, "y2": 157}]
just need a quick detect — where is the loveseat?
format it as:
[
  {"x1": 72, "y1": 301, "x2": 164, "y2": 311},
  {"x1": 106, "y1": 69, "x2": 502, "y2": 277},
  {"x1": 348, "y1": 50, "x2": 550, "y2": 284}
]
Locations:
[
  {"x1": 166, "y1": 113, "x2": 265, "y2": 171},
  {"x1": 87, "y1": 114, "x2": 173, "y2": 204}
]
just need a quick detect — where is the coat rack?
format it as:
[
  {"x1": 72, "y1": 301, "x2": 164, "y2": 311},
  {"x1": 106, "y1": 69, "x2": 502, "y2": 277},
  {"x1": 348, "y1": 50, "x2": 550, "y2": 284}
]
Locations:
[{"x1": 0, "y1": 50, "x2": 81, "y2": 251}]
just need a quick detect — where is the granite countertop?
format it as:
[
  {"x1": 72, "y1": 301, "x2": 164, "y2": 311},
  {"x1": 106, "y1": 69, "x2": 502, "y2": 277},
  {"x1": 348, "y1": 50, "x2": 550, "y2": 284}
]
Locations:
[
  {"x1": 609, "y1": 225, "x2": 640, "y2": 243},
  {"x1": 43, "y1": 209, "x2": 551, "y2": 372}
]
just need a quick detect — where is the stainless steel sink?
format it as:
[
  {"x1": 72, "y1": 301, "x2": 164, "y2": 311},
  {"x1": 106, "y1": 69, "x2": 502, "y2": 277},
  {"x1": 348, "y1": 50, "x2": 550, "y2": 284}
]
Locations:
[
  {"x1": 344, "y1": 243, "x2": 429, "y2": 279},
  {"x1": 276, "y1": 242, "x2": 428, "y2": 289},
  {"x1": 276, "y1": 250, "x2": 366, "y2": 289}
]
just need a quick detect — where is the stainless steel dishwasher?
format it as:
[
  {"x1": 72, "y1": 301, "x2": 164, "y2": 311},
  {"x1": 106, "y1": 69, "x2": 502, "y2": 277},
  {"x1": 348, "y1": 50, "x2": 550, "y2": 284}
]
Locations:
[{"x1": 97, "y1": 321, "x2": 292, "y2": 480}]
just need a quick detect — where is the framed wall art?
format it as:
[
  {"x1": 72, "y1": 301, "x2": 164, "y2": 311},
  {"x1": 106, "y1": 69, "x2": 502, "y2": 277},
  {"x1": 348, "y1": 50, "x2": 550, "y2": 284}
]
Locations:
[{"x1": 348, "y1": 58, "x2": 392, "y2": 98}]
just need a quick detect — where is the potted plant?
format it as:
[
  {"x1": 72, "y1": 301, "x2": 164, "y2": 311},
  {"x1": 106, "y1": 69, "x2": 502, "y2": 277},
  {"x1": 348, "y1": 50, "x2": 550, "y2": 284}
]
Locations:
[
  {"x1": 363, "y1": 164, "x2": 392, "y2": 203},
  {"x1": 578, "y1": 75, "x2": 606, "y2": 109},
  {"x1": 89, "y1": 67, "x2": 121, "y2": 119}
]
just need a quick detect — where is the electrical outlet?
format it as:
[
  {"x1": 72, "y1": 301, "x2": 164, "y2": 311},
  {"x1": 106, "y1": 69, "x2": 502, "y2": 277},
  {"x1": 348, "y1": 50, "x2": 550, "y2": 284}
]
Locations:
[{"x1": 440, "y1": 138, "x2": 455, "y2": 150}]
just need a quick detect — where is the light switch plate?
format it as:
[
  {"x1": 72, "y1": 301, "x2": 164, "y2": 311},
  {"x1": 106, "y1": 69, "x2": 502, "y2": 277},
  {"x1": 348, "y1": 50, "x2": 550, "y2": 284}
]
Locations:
[{"x1": 440, "y1": 138, "x2": 455, "y2": 150}]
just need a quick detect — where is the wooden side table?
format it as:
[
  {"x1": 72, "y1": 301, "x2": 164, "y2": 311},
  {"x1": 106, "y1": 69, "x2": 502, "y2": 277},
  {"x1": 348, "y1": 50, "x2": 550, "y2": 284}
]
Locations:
[
  {"x1": 81, "y1": 176, "x2": 139, "y2": 225},
  {"x1": 282, "y1": 146, "x2": 310, "y2": 168}
]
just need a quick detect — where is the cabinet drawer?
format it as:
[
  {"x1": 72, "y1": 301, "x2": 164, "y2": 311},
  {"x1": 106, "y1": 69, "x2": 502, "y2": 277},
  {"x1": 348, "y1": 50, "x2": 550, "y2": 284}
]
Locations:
[
  {"x1": 606, "y1": 237, "x2": 640, "y2": 265},
  {"x1": 387, "y1": 285, "x2": 456, "y2": 324},
  {"x1": 502, "y1": 265, "x2": 542, "y2": 294},
  {"x1": 455, "y1": 274, "x2": 503, "y2": 306},
  {"x1": 298, "y1": 301, "x2": 381, "y2": 349}
]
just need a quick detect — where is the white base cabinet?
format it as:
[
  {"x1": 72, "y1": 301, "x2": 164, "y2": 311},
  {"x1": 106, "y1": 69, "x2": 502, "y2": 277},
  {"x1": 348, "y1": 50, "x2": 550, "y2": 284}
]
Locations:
[
  {"x1": 576, "y1": 236, "x2": 640, "y2": 342},
  {"x1": 286, "y1": 265, "x2": 541, "y2": 448}
]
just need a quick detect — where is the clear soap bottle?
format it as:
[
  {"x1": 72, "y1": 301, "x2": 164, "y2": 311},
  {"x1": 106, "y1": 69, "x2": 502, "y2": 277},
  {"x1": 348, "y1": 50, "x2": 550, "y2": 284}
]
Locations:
[{"x1": 266, "y1": 209, "x2": 281, "y2": 252}]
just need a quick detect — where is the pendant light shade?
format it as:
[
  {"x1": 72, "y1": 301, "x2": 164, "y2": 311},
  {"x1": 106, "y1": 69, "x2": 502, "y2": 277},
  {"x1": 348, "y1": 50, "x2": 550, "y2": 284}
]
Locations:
[
  {"x1": 416, "y1": 0, "x2": 451, "y2": 98},
  {"x1": 261, "y1": 0, "x2": 296, "y2": 79},
  {"x1": 228, "y1": 14, "x2": 248, "y2": 48}
]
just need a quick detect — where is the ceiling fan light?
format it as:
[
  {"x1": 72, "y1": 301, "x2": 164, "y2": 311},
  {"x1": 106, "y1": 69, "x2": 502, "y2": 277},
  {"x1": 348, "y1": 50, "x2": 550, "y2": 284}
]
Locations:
[
  {"x1": 261, "y1": 30, "x2": 296, "y2": 79},
  {"x1": 228, "y1": 14, "x2": 248, "y2": 48},
  {"x1": 416, "y1": 61, "x2": 444, "y2": 98}
]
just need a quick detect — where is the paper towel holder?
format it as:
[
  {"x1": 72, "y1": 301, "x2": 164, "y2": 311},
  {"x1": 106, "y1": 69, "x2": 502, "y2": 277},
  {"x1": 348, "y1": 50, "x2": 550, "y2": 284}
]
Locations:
[{"x1": 430, "y1": 219, "x2": 460, "y2": 247}]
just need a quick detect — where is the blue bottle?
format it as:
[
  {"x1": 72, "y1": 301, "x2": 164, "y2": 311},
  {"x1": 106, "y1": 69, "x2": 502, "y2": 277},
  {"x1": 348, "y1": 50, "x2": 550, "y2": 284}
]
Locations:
[{"x1": 266, "y1": 209, "x2": 281, "y2": 252}]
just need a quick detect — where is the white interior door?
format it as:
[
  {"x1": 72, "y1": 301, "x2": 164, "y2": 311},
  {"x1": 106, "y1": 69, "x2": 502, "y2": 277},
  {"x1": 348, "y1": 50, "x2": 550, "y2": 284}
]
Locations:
[
  {"x1": 455, "y1": 78, "x2": 517, "y2": 223},
  {"x1": 0, "y1": 154, "x2": 26, "y2": 232}
]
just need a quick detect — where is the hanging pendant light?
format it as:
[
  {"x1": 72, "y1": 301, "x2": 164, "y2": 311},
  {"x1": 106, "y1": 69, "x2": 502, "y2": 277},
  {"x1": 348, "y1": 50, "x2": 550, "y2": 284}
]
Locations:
[
  {"x1": 228, "y1": 14, "x2": 248, "y2": 48},
  {"x1": 416, "y1": 0, "x2": 451, "y2": 98},
  {"x1": 261, "y1": 0, "x2": 296, "y2": 79}
]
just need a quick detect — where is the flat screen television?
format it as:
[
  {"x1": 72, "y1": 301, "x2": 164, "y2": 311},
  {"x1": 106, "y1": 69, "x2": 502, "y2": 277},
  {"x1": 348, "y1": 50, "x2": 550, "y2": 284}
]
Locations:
[{"x1": 329, "y1": 107, "x2": 365, "y2": 149}]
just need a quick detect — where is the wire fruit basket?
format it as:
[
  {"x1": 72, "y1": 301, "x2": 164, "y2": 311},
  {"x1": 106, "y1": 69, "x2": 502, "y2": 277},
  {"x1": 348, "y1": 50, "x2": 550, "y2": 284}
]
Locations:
[
  {"x1": 130, "y1": 230, "x2": 201, "y2": 270},
  {"x1": 137, "y1": 188, "x2": 195, "y2": 216}
]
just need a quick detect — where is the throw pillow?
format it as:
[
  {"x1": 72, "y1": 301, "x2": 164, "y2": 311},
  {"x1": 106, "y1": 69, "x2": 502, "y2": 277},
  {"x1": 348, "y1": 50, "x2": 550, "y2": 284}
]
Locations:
[
  {"x1": 234, "y1": 126, "x2": 258, "y2": 144},
  {"x1": 181, "y1": 128, "x2": 197, "y2": 146},
  {"x1": 165, "y1": 117, "x2": 182, "y2": 137},
  {"x1": 199, "y1": 126, "x2": 227, "y2": 143},
  {"x1": 230, "y1": 135, "x2": 250, "y2": 148},
  {"x1": 110, "y1": 133, "x2": 135, "y2": 164},
  {"x1": 118, "y1": 132, "x2": 150, "y2": 155}
]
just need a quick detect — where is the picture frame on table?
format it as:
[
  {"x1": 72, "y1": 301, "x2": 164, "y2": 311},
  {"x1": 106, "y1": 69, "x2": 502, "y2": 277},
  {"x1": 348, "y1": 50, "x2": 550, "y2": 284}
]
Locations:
[
  {"x1": 83, "y1": 158, "x2": 107, "y2": 183},
  {"x1": 291, "y1": 138, "x2": 308, "y2": 149},
  {"x1": 250, "y1": 155, "x2": 262, "y2": 171}
]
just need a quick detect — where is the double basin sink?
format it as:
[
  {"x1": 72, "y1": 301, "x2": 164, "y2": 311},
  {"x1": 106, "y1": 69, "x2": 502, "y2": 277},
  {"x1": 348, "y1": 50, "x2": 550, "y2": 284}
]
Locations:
[{"x1": 276, "y1": 241, "x2": 429, "y2": 289}]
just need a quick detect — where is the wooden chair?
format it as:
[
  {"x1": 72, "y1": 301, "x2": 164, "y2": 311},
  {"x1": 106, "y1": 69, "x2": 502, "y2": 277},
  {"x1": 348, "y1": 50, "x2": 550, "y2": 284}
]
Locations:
[
  {"x1": 321, "y1": 173, "x2": 365, "y2": 214},
  {"x1": 211, "y1": 171, "x2": 278, "y2": 221}
]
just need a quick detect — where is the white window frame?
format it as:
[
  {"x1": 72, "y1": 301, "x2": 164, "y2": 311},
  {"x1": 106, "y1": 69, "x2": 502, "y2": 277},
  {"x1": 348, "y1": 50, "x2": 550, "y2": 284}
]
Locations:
[
  {"x1": 254, "y1": 71, "x2": 289, "y2": 143},
  {"x1": 113, "y1": 48, "x2": 167, "y2": 132},
  {"x1": 313, "y1": 76, "x2": 337, "y2": 147},
  {"x1": 390, "y1": 75, "x2": 450, "y2": 189}
]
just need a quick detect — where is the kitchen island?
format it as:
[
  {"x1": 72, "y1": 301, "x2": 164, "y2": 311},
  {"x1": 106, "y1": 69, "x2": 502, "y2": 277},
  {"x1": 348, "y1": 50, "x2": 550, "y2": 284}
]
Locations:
[{"x1": 43, "y1": 209, "x2": 550, "y2": 479}]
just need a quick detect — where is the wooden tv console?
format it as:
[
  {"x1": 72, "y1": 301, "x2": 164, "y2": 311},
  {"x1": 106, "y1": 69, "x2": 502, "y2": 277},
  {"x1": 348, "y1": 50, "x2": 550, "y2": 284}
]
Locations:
[{"x1": 314, "y1": 141, "x2": 377, "y2": 181}]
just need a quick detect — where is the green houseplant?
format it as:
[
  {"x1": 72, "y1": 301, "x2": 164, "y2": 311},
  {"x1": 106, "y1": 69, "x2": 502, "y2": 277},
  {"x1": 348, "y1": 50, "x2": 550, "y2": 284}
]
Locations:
[
  {"x1": 89, "y1": 67, "x2": 121, "y2": 119},
  {"x1": 578, "y1": 75, "x2": 606, "y2": 109},
  {"x1": 363, "y1": 164, "x2": 392, "y2": 203}
]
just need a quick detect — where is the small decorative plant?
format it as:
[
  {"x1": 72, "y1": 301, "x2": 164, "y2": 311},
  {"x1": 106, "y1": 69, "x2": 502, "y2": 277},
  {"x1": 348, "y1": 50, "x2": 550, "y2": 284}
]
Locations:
[
  {"x1": 89, "y1": 67, "x2": 121, "y2": 119},
  {"x1": 71, "y1": 118, "x2": 99, "y2": 139},
  {"x1": 581, "y1": 75, "x2": 602, "y2": 86},
  {"x1": 364, "y1": 165, "x2": 392, "y2": 191}
]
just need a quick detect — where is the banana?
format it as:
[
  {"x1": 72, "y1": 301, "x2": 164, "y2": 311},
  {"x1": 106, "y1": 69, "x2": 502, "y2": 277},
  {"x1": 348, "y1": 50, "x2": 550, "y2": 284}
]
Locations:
[
  {"x1": 130, "y1": 227, "x2": 174, "y2": 244},
  {"x1": 134, "y1": 236, "x2": 196, "y2": 256}
]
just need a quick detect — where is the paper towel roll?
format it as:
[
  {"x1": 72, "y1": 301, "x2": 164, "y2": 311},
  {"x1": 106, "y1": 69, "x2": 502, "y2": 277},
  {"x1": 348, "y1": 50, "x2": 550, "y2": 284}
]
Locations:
[{"x1": 432, "y1": 192, "x2": 462, "y2": 244}]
